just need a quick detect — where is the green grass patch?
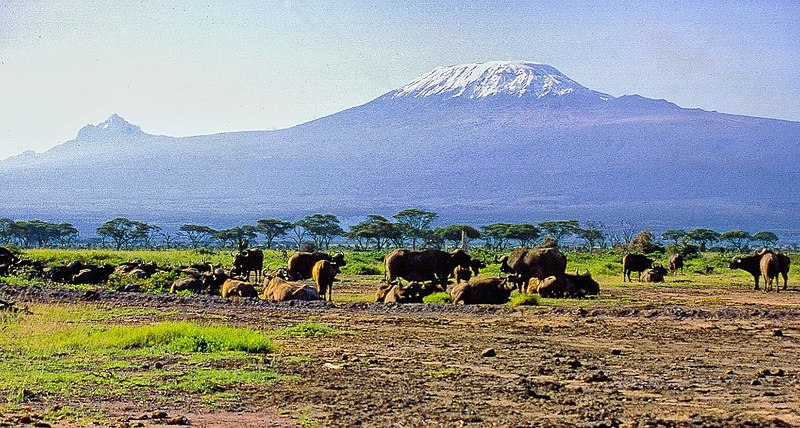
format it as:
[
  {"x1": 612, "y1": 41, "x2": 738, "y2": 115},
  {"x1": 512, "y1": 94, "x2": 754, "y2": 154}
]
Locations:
[
  {"x1": 275, "y1": 322, "x2": 348, "y2": 337},
  {"x1": 508, "y1": 293, "x2": 539, "y2": 307},
  {"x1": 422, "y1": 292, "x2": 452, "y2": 304},
  {"x1": 427, "y1": 368, "x2": 458, "y2": 378},
  {"x1": 163, "y1": 368, "x2": 291, "y2": 394}
]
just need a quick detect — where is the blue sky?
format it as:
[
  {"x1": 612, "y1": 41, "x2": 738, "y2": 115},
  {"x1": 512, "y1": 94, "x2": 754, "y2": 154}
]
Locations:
[{"x1": 1, "y1": 0, "x2": 798, "y2": 159}]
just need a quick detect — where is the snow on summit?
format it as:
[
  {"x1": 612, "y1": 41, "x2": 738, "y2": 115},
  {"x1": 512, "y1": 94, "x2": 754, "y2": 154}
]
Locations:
[{"x1": 390, "y1": 61, "x2": 612, "y2": 101}]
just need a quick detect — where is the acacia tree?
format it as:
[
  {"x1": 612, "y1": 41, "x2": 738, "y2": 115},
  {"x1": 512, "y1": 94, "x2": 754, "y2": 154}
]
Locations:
[
  {"x1": 393, "y1": 209, "x2": 438, "y2": 249},
  {"x1": 538, "y1": 220, "x2": 579, "y2": 245},
  {"x1": 179, "y1": 224, "x2": 217, "y2": 249},
  {"x1": 481, "y1": 223, "x2": 513, "y2": 250},
  {"x1": 576, "y1": 221, "x2": 607, "y2": 252},
  {"x1": 661, "y1": 229, "x2": 687, "y2": 246},
  {"x1": 257, "y1": 218, "x2": 293, "y2": 249},
  {"x1": 215, "y1": 225, "x2": 257, "y2": 252},
  {"x1": 751, "y1": 231, "x2": 778, "y2": 248},
  {"x1": 434, "y1": 224, "x2": 481, "y2": 249},
  {"x1": 301, "y1": 214, "x2": 344, "y2": 250},
  {"x1": 131, "y1": 222, "x2": 161, "y2": 248},
  {"x1": 687, "y1": 228, "x2": 720, "y2": 251},
  {"x1": 0, "y1": 218, "x2": 14, "y2": 244},
  {"x1": 721, "y1": 230, "x2": 751, "y2": 253},
  {"x1": 97, "y1": 218, "x2": 138, "y2": 249},
  {"x1": 348, "y1": 215, "x2": 395, "y2": 250},
  {"x1": 507, "y1": 224, "x2": 541, "y2": 248}
]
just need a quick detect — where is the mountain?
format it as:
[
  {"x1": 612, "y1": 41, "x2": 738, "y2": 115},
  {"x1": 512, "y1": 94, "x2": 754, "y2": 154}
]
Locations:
[{"x1": 2, "y1": 61, "x2": 799, "y2": 235}]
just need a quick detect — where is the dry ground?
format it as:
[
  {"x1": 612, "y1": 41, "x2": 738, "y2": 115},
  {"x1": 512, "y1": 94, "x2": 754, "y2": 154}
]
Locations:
[{"x1": 1, "y1": 277, "x2": 799, "y2": 427}]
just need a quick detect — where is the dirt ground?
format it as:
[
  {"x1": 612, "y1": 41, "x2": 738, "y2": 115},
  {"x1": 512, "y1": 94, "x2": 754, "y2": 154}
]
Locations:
[{"x1": 1, "y1": 278, "x2": 799, "y2": 427}]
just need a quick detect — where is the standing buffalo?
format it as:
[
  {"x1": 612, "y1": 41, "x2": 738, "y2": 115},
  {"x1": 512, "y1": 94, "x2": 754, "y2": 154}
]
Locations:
[
  {"x1": 622, "y1": 254, "x2": 654, "y2": 282},
  {"x1": 384, "y1": 249, "x2": 472, "y2": 286},
  {"x1": 287, "y1": 252, "x2": 346, "y2": 280},
  {"x1": 730, "y1": 254, "x2": 767, "y2": 290},
  {"x1": 232, "y1": 248, "x2": 264, "y2": 282},
  {"x1": 760, "y1": 253, "x2": 780, "y2": 292},
  {"x1": 668, "y1": 254, "x2": 684, "y2": 274},
  {"x1": 498, "y1": 247, "x2": 567, "y2": 287},
  {"x1": 777, "y1": 253, "x2": 791, "y2": 290},
  {"x1": 312, "y1": 260, "x2": 338, "y2": 301}
]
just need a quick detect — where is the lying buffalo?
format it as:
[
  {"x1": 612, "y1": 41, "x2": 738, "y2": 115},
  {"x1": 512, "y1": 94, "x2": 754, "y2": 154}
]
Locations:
[
  {"x1": 450, "y1": 276, "x2": 518, "y2": 305},
  {"x1": 622, "y1": 254, "x2": 653, "y2": 282},
  {"x1": 499, "y1": 247, "x2": 567, "y2": 288},
  {"x1": 533, "y1": 271, "x2": 600, "y2": 298},
  {"x1": 375, "y1": 280, "x2": 442, "y2": 303}
]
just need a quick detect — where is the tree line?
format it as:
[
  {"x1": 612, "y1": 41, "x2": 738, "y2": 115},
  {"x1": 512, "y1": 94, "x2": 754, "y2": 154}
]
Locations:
[{"x1": 0, "y1": 211, "x2": 785, "y2": 253}]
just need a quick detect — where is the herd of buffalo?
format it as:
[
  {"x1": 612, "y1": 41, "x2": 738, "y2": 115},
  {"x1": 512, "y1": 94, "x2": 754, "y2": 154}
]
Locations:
[{"x1": 0, "y1": 245, "x2": 792, "y2": 305}]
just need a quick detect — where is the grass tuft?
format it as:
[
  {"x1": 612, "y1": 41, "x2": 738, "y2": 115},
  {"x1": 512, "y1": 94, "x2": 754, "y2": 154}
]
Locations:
[
  {"x1": 422, "y1": 292, "x2": 452, "y2": 304},
  {"x1": 276, "y1": 322, "x2": 347, "y2": 337},
  {"x1": 508, "y1": 293, "x2": 539, "y2": 307}
]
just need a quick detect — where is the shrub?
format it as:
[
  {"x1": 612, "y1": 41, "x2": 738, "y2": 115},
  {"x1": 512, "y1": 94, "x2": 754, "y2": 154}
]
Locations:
[
  {"x1": 422, "y1": 292, "x2": 452, "y2": 304},
  {"x1": 508, "y1": 293, "x2": 539, "y2": 307},
  {"x1": 340, "y1": 262, "x2": 382, "y2": 276}
]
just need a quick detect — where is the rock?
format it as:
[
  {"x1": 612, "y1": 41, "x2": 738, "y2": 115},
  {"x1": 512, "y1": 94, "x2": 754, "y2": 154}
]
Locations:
[
  {"x1": 773, "y1": 329, "x2": 783, "y2": 337},
  {"x1": 481, "y1": 348, "x2": 496, "y2": 357},
  {"x1": 763, "y1": 391, "x2": 778, "y2": 397},
  {"x1": 586, "y1": 371, "x2": 610, "y2": 382},
  {"x1": 773, "y1": 368, "x2": 786, "y2": 376},
  {"x1": 33, "y1": 422, "x2": 51, "y2": 428},
  {"x1": 567, "y1": 359, "x2": 582, "y2": 369},
  {"x1": 151, "y1": 411, "x2": 168, "y2": 419},
  {"x1": 757, "y1": 368, "x2": 772, "y2": 378},
  {"x1": 725, "y1": 369, "x2": 735, "y2": 375},
  {"x1": 166, "y1": 415, "x2": 190, "y2": 425},
  {"x1": 323, "y1": 362, "x2": 343, "y2": 370},
  {"x1": 610, "y1": 349, "x2": 622, "y2": 356},
  {"x1": 154, "y1": 362, "x2": 164, "y2": 369},
  {"x1": 751, "y1": 379, "x2": 762, "y2": 386}
]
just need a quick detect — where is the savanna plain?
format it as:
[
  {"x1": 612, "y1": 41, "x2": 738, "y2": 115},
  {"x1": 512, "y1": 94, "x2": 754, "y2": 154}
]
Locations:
[{"x1": 1, "y1": 249, "x2": 799, "y2": 427}]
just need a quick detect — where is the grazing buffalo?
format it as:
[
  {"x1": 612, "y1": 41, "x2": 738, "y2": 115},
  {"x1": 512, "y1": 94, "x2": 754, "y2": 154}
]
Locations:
[
  {"x1": 469, "y1": 259, "x2": 487, "y2": 276},
  {"x1": 622, "y1": 254, "x2": 654, "y2": 282},
  {"x1": 668, "y1": 254, "x2": 684, "y2": 274},
  {"x1": 312, "y1": 260, "x2": 338, "y2": 301},
  {"x1": 498, "y1": 247, "x2": 567, "y2": 288},
  {"x1": 232, "y1": 248, "x2": 264, "y2": 282},
  {"x1": 375, "y1": 280, "x2": 441, "y2": 304},
  {"x1": 384, "y1": 249, "x2": 472, "y2": 286},
  {"x1": 450, "y1": 276, "x2": 517, "y2": 305},
  {"x1": 760, "y1": 253, "x2": 781, "y2": 292},
  {"x1": 533, "y1": 271, "x2": 600, "y2": 298},
  {"x1": 287, "y1": 252, "x2": 346, "y2": 280}
]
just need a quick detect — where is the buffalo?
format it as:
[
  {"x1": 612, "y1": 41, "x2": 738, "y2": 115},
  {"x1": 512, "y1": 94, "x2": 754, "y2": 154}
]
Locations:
[
  {"x1": 758, "y1": 249, "x2": 791, "y2": 290},
  {"x1": 730, "y1": 254, "x2": 767, "y2": 290},
  {"x1": 622, "y1": 254, "x2": 654, "y2": 282},
  {"x1": 262, "y1": 274, "x2": 320, "y2": 301},
  {"x1": 450, "y1": 276, "x2": 517, "y2": 305},
  {"x1": 71, "y1": 264, "x2": 115, "y2": 285},
  {"x1": 640, "y1": 266, "x2": 668, "y2": 283},
  {"x1": 499, "y1": 247, "x2": 567, "y2": 288},
  {"x1": 375, "y1": 280, "x2": 441, "y2": 304},
  {"x1": 452, "y1": 265, "x2": 472, "y2": 284},
  {"x1": 221, "y1": 278, "x2": 258, "y2": 298},
  {"x1": 312, "y1": 260, "x2": 338, "y2": 301},
  {"x1": 287, "y1": 252, "x2": 346, "y2": 280},
  {"x1": 384, "y1": 249, "x2": 472, "y2": 286},
  {"x1": 232, "y1": 248, "x2": 264, "y2": 282},
  {"x1": 533, "y1": 271, "x2": 600, "y2": 298},
  {"x1": 760, "y1": 253, "x2": 780, "y2": 292},
  {"x1": 668, "y1": 254, "x2": 684, "y2": 274}
]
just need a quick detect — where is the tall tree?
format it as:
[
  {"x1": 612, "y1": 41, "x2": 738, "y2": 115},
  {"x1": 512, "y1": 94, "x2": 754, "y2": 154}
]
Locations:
[
  {"x1": 55, "y1": 223, "x2": 79, "y2": 247},
  {"x1": 434, "y1": 224, "x2": 481, "y2": 249},
  {"x1": 179, "y1": 224, "x2": 217, "y2": 249},
  {"x1": 257, "y1": 218, "x2": 293, "y2": 249},
  {"x1": 687, "y1": 228, "x2": 720, "y2": 251},
  {"x1": 721, "y1": 230, "x2": 751, "y2": 253},
  {"x1": 538, "y1": 220, "x2": 579, "y2": 245},
  {"x1": 661, "y1": 229, "x2": 687, "y2": 246},
  {"x1": 481, "y1": 223, "x2": 513, "y2": 250},
  {"x1": 576, "y1": 221, "x2": 607, "y2": 252},
  {"x1": 507, "y1": 224, "x2": 541, "y2": 248},
  {"x1": 216, "y1": 225, "x2": 258, "y2": 252},
  {"x1": 393, "y1": 209, "x2": 438, "y2": 249},
  {"x1": 96, "y1": 218, "x2": 138, "y2": 249},
  {"x1": 131, "y1": 222, "x2": 161, "y2": 248},
  {"x1": 751, "y1": 231, "x2": 779, "y2": 248},
  {"x1": 301, "y1": 214, "x2": 344, "y2": 250},
  {"x1": 0, "y1": 218, "x2": 14, "y2": 244},
  {"x1": 348, "y1": 215, "x2": 395, "y2": 250}
]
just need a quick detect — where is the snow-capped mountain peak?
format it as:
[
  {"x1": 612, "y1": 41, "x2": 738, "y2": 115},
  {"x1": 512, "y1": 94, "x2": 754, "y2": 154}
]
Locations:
[
  {"x1": 76, "y1": 113, "x2": 145, "y2": 141},
  {"x1": 389, "y1": 61, "x2": 612, "y2": 101}
]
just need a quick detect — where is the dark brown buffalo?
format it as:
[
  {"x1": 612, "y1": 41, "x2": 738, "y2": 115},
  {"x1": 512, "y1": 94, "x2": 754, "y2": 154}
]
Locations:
[
  {"x1": 533, "y1": 271, "x2": 600, "y2": 298},
  {"x1": 312, "y1": 260, "x2": 338, "y2": 302},
  {"x1": 758, "y1": 249, "x2": 791, "y2": 290},
  {"x1": 0, "y1": 247, "x2": 17, "y2": 265},
  {"x1": 287, "y1": 252, "x2": 346, "y2": 280},
  {"x1": 452, "y1": 265, "x2": 472, "y2": 284},
  {"x1": 668, "y1": 254, "x2": 684, "y2": 274},
  {"x1": 498, "y1": 247, "x2": 567, "y2": 287},
  {"x1": 384, "y1": 249, "x2": 472, "y2": 286},
  {"x1": 622, "y1": 254, "x2": 654, "y2": 282},
  {"x1": 450, "y1": 277, "x2": 517, "y2": 305},
  {"x1": 640, "y1": 266, "x2": 668, "y2": 283},
  {"x1": 730, "y1": 254, "x2": 766, "y2": 290},
  {"x1": 375, "y1": 280, "x2": 441, "y2": 304},
  {"x1": 71, "y1": 264, "x2": 114, "y2": 285},
  {"x1": 232, "y1": 248, "x2": 264, "y2": 282}
]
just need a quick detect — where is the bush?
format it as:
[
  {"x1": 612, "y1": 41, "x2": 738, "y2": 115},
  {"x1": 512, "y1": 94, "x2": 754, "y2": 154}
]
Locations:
[
  {"x1": 508, "y1": 293, "x2": 539, "y2": 307},
  {"x1": 339, "y1": 262, "x2": 382, "y2": 276}
]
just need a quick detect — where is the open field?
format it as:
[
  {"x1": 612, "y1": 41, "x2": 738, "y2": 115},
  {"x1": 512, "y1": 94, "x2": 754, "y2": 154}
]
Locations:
[{"x1": 1, "y1": 249, "x2": 799, "y2": 427}]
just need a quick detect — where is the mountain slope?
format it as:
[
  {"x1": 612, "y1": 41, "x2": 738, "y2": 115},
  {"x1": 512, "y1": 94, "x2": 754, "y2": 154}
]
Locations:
[{"x1": 2, "y1": 61, "x2": 798, "y2": 233}]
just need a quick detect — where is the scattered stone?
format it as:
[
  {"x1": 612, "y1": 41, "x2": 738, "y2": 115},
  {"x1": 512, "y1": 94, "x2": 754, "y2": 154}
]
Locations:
[
  {"x1": 154, "y1": 361, "x2": 164, "y2": 369},
  {"x1": 773, "y1": 368, "x2": 786, "y2": 376},
  {"x1": 610, "y1": 349, "x2": 622, "y2": 356},
  {"x1": 763, "y1": 391, "x2": 778, "y2": 397},
  {"x1": 586, "y1": 371, "x2": 610, "y2": 382},
  {"x1": 751, "y1": 379, "x2": 762, "y2": 386},
  {"x1": 151, "y1": 411, "x2": 168, "y2": 419},
  {"x1": 323, "y1": 362, "x2": 343, "y2": 370},
  {"x1": 481, "y1": 348, "x2": 496, "y2": 358},
  {"x1": 33, "y1": 422, "x2": 51, "y2": 428},
  {"x1": 773, "y1": 329, "x2": 783, "y2": 337},
  {"x1": 18, "y1": 416, "x2": 33, "y2": 424},
  {"x1": 166, "y1": 415, "x2": 190, "y2": 425},
  {"x1": 725, "y1": 369, "x2": 735, "y2": 375},
  {"x1": 757, "y1": 368, "x2": 772, "y2": 378},
  {"x1": 567, "y1": 359, "x2": 582, "y2": 369}
]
